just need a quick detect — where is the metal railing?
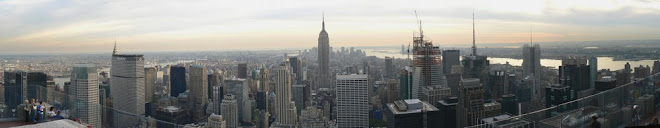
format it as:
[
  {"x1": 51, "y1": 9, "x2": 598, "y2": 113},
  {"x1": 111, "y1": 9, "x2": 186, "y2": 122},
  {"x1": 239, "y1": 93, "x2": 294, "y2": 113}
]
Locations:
[
  {"x1": 467, "y1": 72, "x2": 660, "y2": 128},
  {"x1": 1, "y1": 84, "x2": 185, "y2": 128}
]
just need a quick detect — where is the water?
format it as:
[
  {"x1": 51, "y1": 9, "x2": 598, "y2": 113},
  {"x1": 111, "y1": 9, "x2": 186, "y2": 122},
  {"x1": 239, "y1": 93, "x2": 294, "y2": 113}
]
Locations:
[
  {"x1": 52, "y1": 60, "x2": 194, "y2": 89},
  {"x1": 362, "y1": 48, "x2": 658, "y2": 70},
  {"x1": 53, "y1": 77, "x2": 68, "y2": 89}
]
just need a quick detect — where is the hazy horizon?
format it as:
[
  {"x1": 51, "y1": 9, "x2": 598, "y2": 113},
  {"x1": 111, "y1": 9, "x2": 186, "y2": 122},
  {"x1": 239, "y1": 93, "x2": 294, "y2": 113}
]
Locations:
[{"x1": 1, "y1": 0, "x2": 659, "y2": 54}]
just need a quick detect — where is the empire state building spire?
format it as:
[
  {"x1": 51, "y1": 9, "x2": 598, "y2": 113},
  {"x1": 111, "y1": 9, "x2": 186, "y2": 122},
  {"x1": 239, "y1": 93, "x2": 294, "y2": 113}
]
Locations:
[{"x1": 317, "y1": 13, "x2": 330, "y2": 89}]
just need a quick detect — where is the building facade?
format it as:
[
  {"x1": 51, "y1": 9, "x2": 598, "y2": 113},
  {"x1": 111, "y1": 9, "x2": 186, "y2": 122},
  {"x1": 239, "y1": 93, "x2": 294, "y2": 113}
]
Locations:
[
  {"x1": 170, "y1": 65, "x2": 187, "y2": 97},
  {"x1": 221, "y1": 94, "x2": 238, "y2": 128},
  {"x1": 317, "y1": 16, "x2": 331, "y2": 89},
  {"x1": 385, "y1": 57, "x2": 394, "y2": 79},
  {"x1": 111, "y1": 51, "x2": 145, "y2": 128},
  {"x1": 442, "y1": 50, "x2": 460, "y2": 74},
  {"x1": 145, "y1": 67, "x2": 156, "y2": 103},
  {"x1": 458, "y1": 78, "x2": 485, "y2": 127},
  {"x1": 421, "y1": 86, "x2": 451, "y2": 107},
  {"x1": 224, "y1": 78, "x2": 249, "y2": 123},
  {"x1": 385, "y1": 99, "x2": 441, "y2": 128},
  {"x1": 522, "y1": 44, "x2": 541, "y2": 98},
  {"x1": 70, "y1": 64, "x2": 101, "y2": 128},
  {"x1": 438, "y1": 97, "x2": 458, "y2": 128},
  {"x1": 206, "y1": 113, "x2": 226, "y2": 128},
  {"x1": 237, "y1": 63, "x2": 247, "y2": 79},
  {"x1": 188, "y1": 65, "x2": 208, "y2": 122},
  {"x1": 336, "y1": 74, "x2": 369, "y2": 127},
  {"x1": 274, "y1": 62, "x2": 297, "y2": 125}
]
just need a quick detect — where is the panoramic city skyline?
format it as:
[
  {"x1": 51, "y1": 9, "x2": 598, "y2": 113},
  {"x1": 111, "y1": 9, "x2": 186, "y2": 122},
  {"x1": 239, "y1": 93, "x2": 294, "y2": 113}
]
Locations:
[
  {"x1": 2, "y1": 1, "x2": 660, "y2": 127},
  {"x1": 1, "y1": 0, "x2": 659, "y2": 54}
]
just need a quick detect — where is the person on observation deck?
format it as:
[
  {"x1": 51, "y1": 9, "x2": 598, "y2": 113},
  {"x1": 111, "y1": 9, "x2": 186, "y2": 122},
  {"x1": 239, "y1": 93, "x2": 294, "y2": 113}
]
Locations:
[{"x1": 590, "y1": 116, "x2": 601, "y2": 128}]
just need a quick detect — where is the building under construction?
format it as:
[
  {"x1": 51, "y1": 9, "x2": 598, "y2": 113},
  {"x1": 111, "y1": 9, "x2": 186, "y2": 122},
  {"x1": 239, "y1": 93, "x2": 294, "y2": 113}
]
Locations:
[{"x1": 410, "y1": 17, "x2": 445, "y2": 99}]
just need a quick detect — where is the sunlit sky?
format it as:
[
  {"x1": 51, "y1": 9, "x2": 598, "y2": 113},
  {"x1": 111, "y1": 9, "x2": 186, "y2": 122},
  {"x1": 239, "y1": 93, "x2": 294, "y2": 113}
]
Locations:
[{"x1": 0, "y1": 0, "x2": 659, "y2": 54}]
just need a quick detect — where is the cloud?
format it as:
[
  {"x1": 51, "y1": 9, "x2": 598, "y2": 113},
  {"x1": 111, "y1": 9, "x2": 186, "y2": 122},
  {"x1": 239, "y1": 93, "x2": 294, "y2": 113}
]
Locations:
[{"x1": 0, "y1": 0, "x2": 659, "y2": 54}]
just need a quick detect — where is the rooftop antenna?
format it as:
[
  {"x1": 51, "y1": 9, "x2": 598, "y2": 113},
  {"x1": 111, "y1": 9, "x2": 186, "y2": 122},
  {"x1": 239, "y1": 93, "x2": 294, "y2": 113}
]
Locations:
[
  {"x1": 530, "y1": 25, "x2": 533, "y2": 45},
  {"x1": 472, "y1": 11, "x2": 477, "y2": 56}
]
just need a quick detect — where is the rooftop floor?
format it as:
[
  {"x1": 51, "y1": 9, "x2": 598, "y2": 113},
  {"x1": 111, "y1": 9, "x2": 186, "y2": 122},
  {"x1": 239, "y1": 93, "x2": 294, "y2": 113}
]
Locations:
[{"x1": 0, "y1": 119, "x2": 86, "y2": 128}]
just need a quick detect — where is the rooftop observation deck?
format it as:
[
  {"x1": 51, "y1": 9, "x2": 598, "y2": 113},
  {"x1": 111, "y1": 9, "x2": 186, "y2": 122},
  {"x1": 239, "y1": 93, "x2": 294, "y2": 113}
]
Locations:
[{"x1": 0, "y1": 118, "x2": 86, "y2": 128}]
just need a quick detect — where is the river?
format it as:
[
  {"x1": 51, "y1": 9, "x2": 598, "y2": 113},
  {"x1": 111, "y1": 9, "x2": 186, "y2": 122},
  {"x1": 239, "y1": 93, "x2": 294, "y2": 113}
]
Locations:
[
  {"x1": 362, "y1": 48, "x2": 658, "y2": 70},
  {"x1": 52, "y1": 60, "x2": 194, "y2": 89}
]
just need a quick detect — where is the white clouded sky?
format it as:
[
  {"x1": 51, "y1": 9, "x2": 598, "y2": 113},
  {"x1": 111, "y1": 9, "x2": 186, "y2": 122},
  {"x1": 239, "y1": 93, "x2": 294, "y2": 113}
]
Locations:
[{"x1": 0, "y1": 0, "x2": 659, "y2": 54}]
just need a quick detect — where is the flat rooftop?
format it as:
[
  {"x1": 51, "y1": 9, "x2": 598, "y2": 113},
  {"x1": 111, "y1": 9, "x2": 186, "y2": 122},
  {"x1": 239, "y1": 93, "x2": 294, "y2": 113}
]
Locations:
[
  {"x1": 10, "y1": 119, "x2": 87, "y2": 128},
  {"x1": 387, "y1": 99, "x2": 438, "y2": 115}
]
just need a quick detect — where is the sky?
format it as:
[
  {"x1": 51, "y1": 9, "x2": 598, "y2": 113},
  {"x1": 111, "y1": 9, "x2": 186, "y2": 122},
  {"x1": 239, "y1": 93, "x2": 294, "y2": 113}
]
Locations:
[{"x1": 0, "y1": 0, "x2": 659, "y2": 54}]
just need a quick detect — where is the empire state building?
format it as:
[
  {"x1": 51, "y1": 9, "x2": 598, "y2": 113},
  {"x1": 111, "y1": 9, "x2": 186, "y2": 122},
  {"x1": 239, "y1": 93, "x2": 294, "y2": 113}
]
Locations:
[{"x1": 317, "y1": 15, "x2": 331, "y2": 89}]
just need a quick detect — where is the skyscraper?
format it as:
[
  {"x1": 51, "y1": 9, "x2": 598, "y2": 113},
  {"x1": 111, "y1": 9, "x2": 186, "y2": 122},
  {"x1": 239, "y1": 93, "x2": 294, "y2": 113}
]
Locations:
[
  {"x1": 462, "y1": 13, "x2": 490, "y2": 87},
  {"x1": 398, "y1": 67, "x2": 413, "y2": 99},
  {"x1": 3, "y1": 71, "x2": 25, "y2": 112},
  {"x1": 558, "y1": 57, "x2": 590, "y2": 111},
  {"x1": 653, "y1": 61, "x2": 660, "y2": 81},
  {"x1": 501, "y1": 94, "x2": 518, "y2": 115},
  {"x1": 259, "y1": 66, "x2": 270, "y2": 92},
  {"x1": 488, "y1": 70, "x2": 508, "y2": 100},
  {"x1": 212, "y1": 86, "x2": 224, "y2": 115},
  {"x1": 559, "y1": 57, "x2": 591, "y2": 93},
  {"x1": 207, "y1": 113, "x2": 227, "y2": 128},
  {"x1": 289, "y1": 57, "x2": 303, "y2": 84},
  {"x1": 589, "y1": 57, "x2": 598, "y2": 89},
  {"x1": 224, "y1": 78, "x2": 249, "y2": 123},
  {"x1": 70, "y1": 64, "x2": 101, "y2": 128},
  {"x1": 208, "y1": 69, "x2": 223, "y2": 101},
  {"x1": 442, "y1": 50, "x2": 460, "y2": 74},
  {"x1": 274, "y1": 62, "x2": 297, "y2": 125},
  {"x1": 421, "y1": 86, "x2": 451, "y2": 107},
  {"x1": 522, "y1": 44, "x2": 541, "y2": 97},
  {"x1": 386, "y1": 79, "x2": 400, "y2": 104},
  {"x1": 385, "y1": 99, "x2": 441, "y2": 128},
  {"x1": 385, "y1": 57, "x2": 394, "y2": 78},
  {"x1": 545, "y1": 84, "x2": 572, "y2": 116},
  {"x1": 317, "y1": 14, "x2": 331, "y2": 89},
  {"x1": 188, "y1": 65, "x2": 208, "y2": 122},
  {"x1": 238, "y1": 63, "x2": 248, "y2": 79},
  {"x1": 411, "y1": 20, "x2": 444, "y2": 99},
  {"x1": 292, "y1": 84, "x2": 306, "y2": 116},
  {"x1": 634, "y1": 65, "x2": 651, "y2": 79},
  {"x1": 110, "y1": 44, "x2": 145, "y2": 128},
  {"x1": 257, "y1": 65, "x2": 270, "y2": 112},
  {"x1": 170, "y1": 65, "x2": 187, "y2": 97},
  {"x1": 458, "y1": 78, "x2": 485, "y2": 127},
  {"x1": 155, "y1": 106, "x2": 191, "y2": 128},
  {"x1": 26, "y1": 72, "x2": 47, "y2": 102},
  {"x1": 145, "y1": 67, "x2": 156, "y2": 102},
  {"x1": 438, "y1": 97, "x2": 458, "y2": 128},
  {"x1": 336, "y1": 74, "x2": 369, "y2": 128},
  {"x1": 221, "y1": 94, "x2": 238, "y2": 128}
]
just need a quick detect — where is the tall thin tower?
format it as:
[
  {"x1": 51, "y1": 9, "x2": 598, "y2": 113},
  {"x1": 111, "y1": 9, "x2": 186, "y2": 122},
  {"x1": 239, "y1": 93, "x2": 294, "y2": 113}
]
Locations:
[
  {"x1": 523, "y1": 26, "x2": 542, "y2": 100},
  {"x1": 472, "y1": 12, "x2": 477, "y2": 56},
  {"x1": 317, "y1": 13, "x2": 331, "y2": 89}
]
